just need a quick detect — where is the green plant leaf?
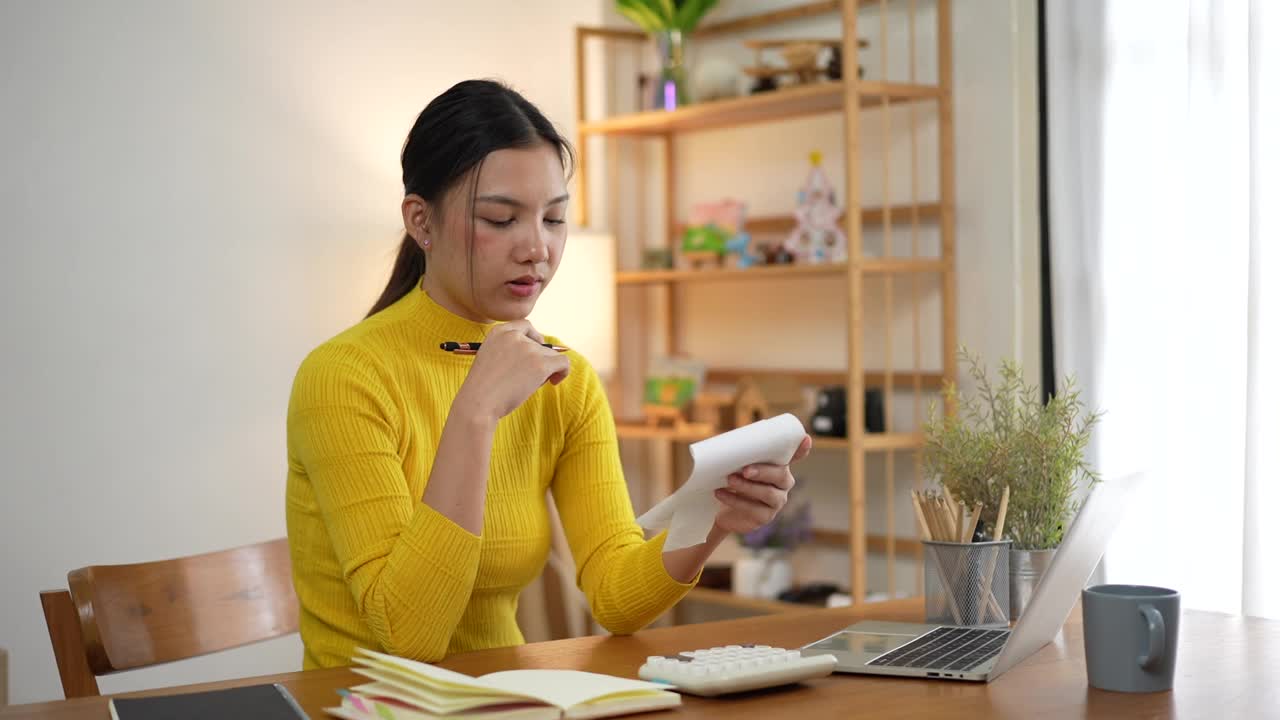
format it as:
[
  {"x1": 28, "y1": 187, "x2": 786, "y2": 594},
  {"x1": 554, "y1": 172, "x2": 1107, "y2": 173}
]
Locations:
[
  {"x1": 656, "y1": 0, "x2": 678, "y2": 25},
  {"x1": 615, "y1": 0, "x2": 669, "y2": 31},
  {"x1": 674, "y1": 0, "x2": 719, "y2": 32}
]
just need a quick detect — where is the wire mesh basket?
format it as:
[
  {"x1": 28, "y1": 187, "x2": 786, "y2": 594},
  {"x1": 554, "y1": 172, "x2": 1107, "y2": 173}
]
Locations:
[{"x1": 923, "y1": 540, "x2": 1012, "y2": 627}]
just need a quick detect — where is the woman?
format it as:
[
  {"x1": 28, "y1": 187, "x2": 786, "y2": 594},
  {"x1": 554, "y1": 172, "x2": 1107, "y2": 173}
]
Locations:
[{"x1": 285, "y1": 79, "x2": 811, "y2": 669}]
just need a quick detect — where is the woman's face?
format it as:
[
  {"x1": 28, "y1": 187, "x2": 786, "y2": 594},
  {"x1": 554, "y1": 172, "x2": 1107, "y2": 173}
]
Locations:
[{"x1": 419, "y1": 143, "x2": 569, "y2": 323}]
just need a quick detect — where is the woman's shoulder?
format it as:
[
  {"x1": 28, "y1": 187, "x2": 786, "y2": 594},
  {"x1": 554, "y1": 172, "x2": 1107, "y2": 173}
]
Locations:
[
  {"x1": 289, "y1": 317, "x2": 405, "y2": 409},
  {"x1": 541, "y1": 333, "x2": 608, "y2": 413}
]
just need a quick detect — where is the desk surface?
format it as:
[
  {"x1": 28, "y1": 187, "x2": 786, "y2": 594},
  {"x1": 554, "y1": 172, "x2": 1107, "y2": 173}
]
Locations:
[{"x1": 5, "y1": 598, "x2": 1277, "y2": 719}]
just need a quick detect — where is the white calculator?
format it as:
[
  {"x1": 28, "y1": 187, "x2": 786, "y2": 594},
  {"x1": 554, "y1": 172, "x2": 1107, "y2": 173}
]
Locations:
[{"x1": 637, "y1": 644, "x2": 838, "y2": 697}]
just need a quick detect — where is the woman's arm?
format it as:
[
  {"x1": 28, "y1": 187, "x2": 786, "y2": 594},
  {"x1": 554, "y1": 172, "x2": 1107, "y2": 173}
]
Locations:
[
  {"x1": 659, "y1": 527, "x2": 731, "y2": 583},
  {"x1": 421, "y1": 407, "x2": 495, "y2": 535},
  {"x1": 550, "y1": 359, "x2": 705, "y2": 634},
  {"x1": 289, "y1": 345, "x2": 486, "y2": 662},
  {"x1": 429, "y1": 319, "x2": 571, "y2": 534}
]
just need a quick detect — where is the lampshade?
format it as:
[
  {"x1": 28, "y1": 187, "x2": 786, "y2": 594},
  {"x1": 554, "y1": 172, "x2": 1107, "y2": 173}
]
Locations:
[{"x1": 528, "y1": 229, "x2": 617, "y2": 377}]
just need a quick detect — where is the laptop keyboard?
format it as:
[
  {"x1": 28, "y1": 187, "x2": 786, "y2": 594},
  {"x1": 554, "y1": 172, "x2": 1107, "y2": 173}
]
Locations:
[{"x1": 867, "y1": 627, "x2": 1010, "y2": 672}]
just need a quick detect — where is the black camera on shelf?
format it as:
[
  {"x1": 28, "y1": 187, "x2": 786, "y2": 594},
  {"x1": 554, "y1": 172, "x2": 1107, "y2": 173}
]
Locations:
[{"x1": 810, "y1": 387, "x2": 885, "y2": 437}]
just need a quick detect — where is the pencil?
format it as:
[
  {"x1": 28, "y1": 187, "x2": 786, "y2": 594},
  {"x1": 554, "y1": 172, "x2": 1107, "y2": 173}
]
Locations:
[
  {"x1": 993, "y1": 486, "x2": 1010, "y2": 542},
  {"x1": 964, "y1": 502, "x2": 984, "y2": 543},
  {"x1": 979, "y1": 487, "x2": 1012, "y2": 624},
  {"x1": 440, "y1": 341, "x2": 570, "y2": 354},
  {"x1": 937, "y1": 497, "x2": 958, "y2": 543},
  {"x1": 942, "y1": 487, "x2": 964, "y2": 541},
  {"x1": 911, "y1": 491, "x2": 933, "y2": 542}
]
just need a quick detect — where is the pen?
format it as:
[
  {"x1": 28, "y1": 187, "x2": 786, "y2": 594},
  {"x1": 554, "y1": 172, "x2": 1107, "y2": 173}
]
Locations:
[{"x1": 440, "y1": 341, "x2": 569, "y2": 354}]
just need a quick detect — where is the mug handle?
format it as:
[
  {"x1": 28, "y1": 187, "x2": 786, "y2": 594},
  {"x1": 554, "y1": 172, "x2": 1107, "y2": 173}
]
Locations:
[{"x1": 1138, "y1": 604, "x2": 1166, "y2": 670}]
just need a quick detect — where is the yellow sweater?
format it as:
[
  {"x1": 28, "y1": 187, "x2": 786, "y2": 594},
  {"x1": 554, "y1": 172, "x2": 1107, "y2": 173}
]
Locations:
[{"x1": 285, "y1": 282, "x2": 693, "y2": 669}]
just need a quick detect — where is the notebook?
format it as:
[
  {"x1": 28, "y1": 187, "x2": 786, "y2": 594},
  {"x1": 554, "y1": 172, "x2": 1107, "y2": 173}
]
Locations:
[
  {"x1": 323, "y1": 648, "x2": 681, "y2": 720},
  {"x1": 108, "y1": 683, "x2": 308, "y2": 720}
]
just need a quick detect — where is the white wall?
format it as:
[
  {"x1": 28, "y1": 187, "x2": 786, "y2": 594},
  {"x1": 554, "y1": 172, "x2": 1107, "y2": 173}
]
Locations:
[{"x1": 0, "y1": 0, "x2": 602, "y2": 704}]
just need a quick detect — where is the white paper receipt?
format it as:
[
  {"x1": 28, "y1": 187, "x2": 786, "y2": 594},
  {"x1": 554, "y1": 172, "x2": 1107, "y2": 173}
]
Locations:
[{"x1": 637, "y1": 413, "x2": 808, "y2": 551}]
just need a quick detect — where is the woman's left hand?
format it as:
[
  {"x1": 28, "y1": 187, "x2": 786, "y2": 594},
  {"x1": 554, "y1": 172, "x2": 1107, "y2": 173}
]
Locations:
[{"x1": 712, "y1": 435, "x2": 812, "y2": 534}]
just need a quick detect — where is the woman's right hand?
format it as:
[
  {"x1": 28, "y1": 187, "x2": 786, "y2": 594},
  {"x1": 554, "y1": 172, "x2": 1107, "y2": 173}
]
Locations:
[{"x1": 457, "y1": 319, "x2": 571, "y2": 422}]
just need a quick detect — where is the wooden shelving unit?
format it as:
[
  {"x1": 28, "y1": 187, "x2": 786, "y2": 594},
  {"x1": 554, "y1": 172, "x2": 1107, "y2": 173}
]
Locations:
[{"x1": 575, "y1": 0, "x2": 956, "y2": 614}]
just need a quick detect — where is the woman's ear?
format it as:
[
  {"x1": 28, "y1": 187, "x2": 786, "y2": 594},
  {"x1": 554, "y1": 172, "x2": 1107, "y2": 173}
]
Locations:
[{"x1": 402, "y1": 194, "x2": 432, "y2": 250}]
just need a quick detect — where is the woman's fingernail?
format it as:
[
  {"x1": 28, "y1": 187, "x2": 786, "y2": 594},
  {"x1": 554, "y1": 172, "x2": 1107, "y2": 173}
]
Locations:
[{"x1": 743, "y1": 467, "x2": 758, "y2": 479}]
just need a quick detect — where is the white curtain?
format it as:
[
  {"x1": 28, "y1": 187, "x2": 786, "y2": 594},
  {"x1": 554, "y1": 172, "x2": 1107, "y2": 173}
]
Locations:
[{"x1": 1046, "y1": 0, "x2": 1278, "y2": 618}]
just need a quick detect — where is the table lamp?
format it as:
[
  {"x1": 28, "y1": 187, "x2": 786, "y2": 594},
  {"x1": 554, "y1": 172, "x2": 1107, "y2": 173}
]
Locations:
[{"x1": 528, "y1": 228, "x2": 617, "y2": 378}]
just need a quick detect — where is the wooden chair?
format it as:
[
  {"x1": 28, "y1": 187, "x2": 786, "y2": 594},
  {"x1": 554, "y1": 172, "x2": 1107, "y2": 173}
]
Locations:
[
  {"x1": 40, "y1": 538, "x2": 299, "y2": 698},
  {"x1": 517, "y1": 495, "x2": 595, "y2": 643}
]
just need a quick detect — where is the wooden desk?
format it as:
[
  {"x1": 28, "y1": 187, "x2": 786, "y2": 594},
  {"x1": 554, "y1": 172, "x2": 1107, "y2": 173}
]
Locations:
[{"x1": 4, "y1": 598, "x2": 1276, "y2": 719}]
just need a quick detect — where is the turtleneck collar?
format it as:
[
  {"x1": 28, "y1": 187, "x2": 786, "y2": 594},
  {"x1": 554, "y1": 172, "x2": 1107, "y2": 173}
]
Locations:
[{"x1": 394, "y1": 276, "x2": 499, "y2": 343}]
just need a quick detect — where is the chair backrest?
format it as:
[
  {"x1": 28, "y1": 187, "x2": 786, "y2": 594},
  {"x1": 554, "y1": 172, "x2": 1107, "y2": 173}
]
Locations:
[
  {"x1": 40, "y1": 537, "x2": 298, "y2": 698},
  {"x1": 1, "y1": 645, "x2": 8, "y2": 706},
  {"x1": 516, "y1": 494, "x2": 593, "y2": 643}
]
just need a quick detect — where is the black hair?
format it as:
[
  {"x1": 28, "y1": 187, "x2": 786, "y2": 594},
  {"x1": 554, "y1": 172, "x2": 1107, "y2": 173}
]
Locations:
[{"x1": 366, "y1": 79, "x2": 574, "y2": 317}]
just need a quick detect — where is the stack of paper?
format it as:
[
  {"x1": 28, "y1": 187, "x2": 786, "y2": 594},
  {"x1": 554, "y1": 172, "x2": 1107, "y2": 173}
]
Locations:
[
  {"x1": 324, "y1": 649, "x2": 680, "y2": 720},
  {"x1": 638, "y1": 413, "x2": 808, "y2": 551}
]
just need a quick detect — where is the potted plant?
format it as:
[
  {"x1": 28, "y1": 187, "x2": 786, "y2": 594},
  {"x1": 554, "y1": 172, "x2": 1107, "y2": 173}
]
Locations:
[
  {"x1": 615, "y1": 0, "x2": 719, "y2": 109},
  {"x1": 922, "y1": 347, "x2": 1101, "y2": 619},
  {"x1": 732, "y1": 501, "x2": 812, "y2": 600}
]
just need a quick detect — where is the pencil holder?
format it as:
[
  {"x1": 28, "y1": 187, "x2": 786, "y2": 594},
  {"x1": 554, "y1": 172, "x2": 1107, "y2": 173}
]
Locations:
[{"x1": 923, "y1": 540, "x2": 1011, "y2": 628}]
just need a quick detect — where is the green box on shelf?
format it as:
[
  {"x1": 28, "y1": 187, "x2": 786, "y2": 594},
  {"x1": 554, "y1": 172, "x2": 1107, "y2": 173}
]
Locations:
[{"x1": 644, "y1": 376, "x2": 698, "y2": 407}]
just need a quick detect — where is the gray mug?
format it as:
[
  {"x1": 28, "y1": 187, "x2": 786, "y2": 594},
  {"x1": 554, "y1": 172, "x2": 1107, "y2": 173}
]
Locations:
[{"x1": 1082, "y1": 584, "x2": 1180, "y2": 692}]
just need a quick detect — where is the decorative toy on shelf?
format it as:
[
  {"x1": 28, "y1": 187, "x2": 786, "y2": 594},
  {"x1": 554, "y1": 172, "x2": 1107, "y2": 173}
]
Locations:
[
  {"x1": 724, "y1": 234, "x2": 758, "y2": 268},
  {"x1": 759, "y1": 241, "x2": 795, "y2": 265},
  {"x1": 680, "y1": 225, "x2": 726, "y2": 269},
  {"x1": 642, "y1": 247, "x2": 674, "y2": 270},
  {"x1": 680, "y1": 198, "x2": 755, "y2": 269},
  {"x1": 643, "y1": 356, "x2": 712, "y2": 433},
  {"x1": 734, "y1": 376, "x2": 806, "y2": 428},
  {"x1": 691, "y1": 390, "x2": 736, "y2": 432},
  {"x1": 743, "y1": 38, "x2": 868, "y2": 94},
  {"x1": 784, "y1": 151, "x2": 848, "y2": 264}
]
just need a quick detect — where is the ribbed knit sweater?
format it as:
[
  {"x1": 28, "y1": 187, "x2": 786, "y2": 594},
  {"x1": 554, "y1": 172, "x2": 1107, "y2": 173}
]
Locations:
[{"x1": 285, "y1": 281, "x2": 694, "y2": 669}]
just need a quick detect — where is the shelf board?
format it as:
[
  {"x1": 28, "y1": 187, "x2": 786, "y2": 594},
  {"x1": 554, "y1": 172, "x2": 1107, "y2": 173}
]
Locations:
[
  {"x1": 704, "y1": 367, "x2": 944, "y2": 391},
  {"x1": 811, "y1": 436, "x2": 848, "y2": 451},
  {"x1": 862, "y1": 432, "x2": 926, "y2": 451},
  {"x1": 615, "y1": 423, "x2": 714, "y2": 443},
  {"x1": 616, "y1": 257, "x2": 942, "y2": 285},
  {"x1": 675, "y1": 203, "x2": 942, "y2": 238},
  {"x1": 808, "y1": 432, "x2": 927, "y2": 452},
  {"x1": 811, "y1": 529, "x2": 923, "y2": 555},
  {"x1": 683, "y1": 582, "x2": 923, "y2": 616},
  {"x1": 616, "y1": 423, "x2": 925, "y2": 453},
  {"x1": 618, "y1": 262, "x2": 843, "y2": 285},
  {"x1": 581, "y1": 80, "x2": 942, "y2": 137},
  {"x1": 682, "y1": 587, "x2": 812, "y2": 614}
]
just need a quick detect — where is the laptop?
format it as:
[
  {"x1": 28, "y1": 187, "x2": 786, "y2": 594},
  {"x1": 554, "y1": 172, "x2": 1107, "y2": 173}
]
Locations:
[{"x1": 800, "y1": 472, "x2": 1143, "y2": 682}]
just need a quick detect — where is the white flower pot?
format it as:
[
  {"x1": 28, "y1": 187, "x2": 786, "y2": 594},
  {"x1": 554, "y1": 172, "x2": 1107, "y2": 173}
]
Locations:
[{"x1": 732, "y1": 549, "x2": 793, "y2": 600}]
